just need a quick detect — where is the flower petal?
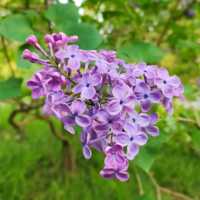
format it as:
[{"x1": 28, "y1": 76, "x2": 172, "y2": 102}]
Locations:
[
  {"x1": 53, "y1": 104, "x2": 70, "y2": 118},
  {"x1": 71, "y1": 100, "x2": 86, "y2": 114},
  {"x1": 83, "y1": 145, "x2": 92, "y2": 159},
  {"x1": 124, "y1": 123, "x2": 138, "y2": 137},
  {"x1": 64, "y1": 125, "x2": 75, "y2": 134},
  {"x1": 115, "y1": 133, "x2": 130, "y2": 146},
  {"x1": 134, "y1": 133, "x2": 148, "y2": 145},
  {"x1": 107, "y1": 100, "x2": 122, "y2": 115},
  {"x1": 150, "y1": 90, "x2": 162, "y2": 102},
  {"x1": 116, "y1": 171, "x2": 129, "y2": 182},
  {"x1": 141, "y1": 100, "x2": 151, "y2": 112},
  {"x1": 94, "y1": 124, "x2": 109, "y2": 132},
  {"x1": 146, "y1": 126, "x2": 159, "y2": 137},
  {"x1": 73, "y1": 84, "x2": 82, "y2": 94},
  {"x1": 127, "y1": 143, "x2": 139, "y2": 160},
  {"x1": 75, "y1": 115, "x2": 91, "y2": 127},
  {"x1": 138, "y1": 113, "x2": 150, "y2": 127},
  {"x1": 81, "y1": 86, "x2": 96, "y2": 99},
  {"x1": 100, "y1": 168, "x2": 115, "y2": 179},
  {"x1": 112, "y1": 84, "x2": 131, "y2": 99}
]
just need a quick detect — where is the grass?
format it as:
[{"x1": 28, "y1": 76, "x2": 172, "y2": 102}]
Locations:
[{"x1": 0, "y1": 104, "x2": 200, "y2": 200}]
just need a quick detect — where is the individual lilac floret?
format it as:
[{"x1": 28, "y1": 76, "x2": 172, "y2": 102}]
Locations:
[
  {"x1": 143, "y1": 113, "x2": 159, "y2": 137},
  {"x1": 107, "y1": 83, "x2": 134, "y2": 115},
  {"x1": 93, "y1": 110, "x2": 123, "y2": 134},
  {"x1": 100, "y1": 144, "x2": 129, "y2": 181},
  {"x1": 115, "y1": 124, "x2": 148, "y2": 160},
  {"x1": 43, "y1": 91, "x2": 70, "y2": 119},
  {"x1": 73, "y1": 72, "x2": 102, "y2": 99},
  {"x1": 155, "y1": 68, "x2": 184, "y2": 99},
  {"x1": 27, "y1": 71, "x2": 46, "y2": 99},
  {"x1": 126, "y1": 111, "x2": 150, "y2": 128},
  {"x1": 135, "y1": 81, "x2": 162, "y2": 112},
  {"x1": 62, "y1": 100, "x2": 91, "y2": 134},
  {"x1": 132, "y1": 63, "x2": 157, "y2": 80},
  {"x1": 27, "y1": 67, "x2": 65, "y2": 99},
  {"x1": 55, "y1": 45, "x2": 83, "y2": 70}
]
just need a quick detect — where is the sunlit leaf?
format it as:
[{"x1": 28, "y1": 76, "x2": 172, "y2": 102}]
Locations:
[
  {"x1": 0, "y1": 78, "x2": 22, "y2": 100},
  {"x1": 135, "y1": 130, "x2": 172, "y2": 172},
  {"x1": 63, "y1": 23, "x2": 102, "y2": 49},
  {"x1": 0, "y1": 14, "x2": 34, "y2": 42},
  {"x1": 44, "y1": 3, "x2": 79, "y2": 29},
  {"x1": 118, "y1": 41, "x2": 164, "y2": 63}
]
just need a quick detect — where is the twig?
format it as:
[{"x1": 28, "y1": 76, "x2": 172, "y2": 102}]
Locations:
[
  {"x1": 1, "y1": 36, "x2": 15, "y2": 76},
  {"x1": 133, "y1": 165, "x2": 144, "y2": 196},
  {"x1": 8, "y1": 102, "x2": 42, "y2": 135},
  {"x1": 160, "y1": 187, "x2": 193, "y2": 200},
  {"x1": 148, "y1": 172, "x2": 194, "y2": 200},
  {"x1": 148, "y1": 172, "x2": 162, "y2": 200},
  {"x1": 176, "y1": 117, "x2": 200, "y2": 128},
  {"x1": 36, "y1": 114, "x2": 68, "y2": 142}
]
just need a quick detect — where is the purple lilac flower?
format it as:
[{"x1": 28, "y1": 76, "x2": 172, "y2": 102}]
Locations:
[
  {"x1": 93, "y1": 110, "x2": 123, "y2": 134},
  {"x1": 42, "y1": 91, "x2": 70, "y2": 119},
  {"x1": 126, "y1": 111, "x2": 150, "y2": 128},
  {"x1": 55, "y1": 45, "x2": 83, "y2": 70},
  {"x1": 73, "y1": 72, "x2": 102, "y2": 99},
  {"x1": 24, "y1": 32, "x2": 184, "y2": 182},
  {"x1": 143, "y1": 113, "x2": 159, "y2": 137},
  {"x1": 62, "y1": 100, "x2": 91, "y2": 134},
  {"x1": 100, "y1": 144, "x2": 129, "y2": 181},
  {"x1": 155, "y1": 68, "x2": 184, "y2": 99},
  {"x1": 81, "y1": 127, "x2": 107, "y2": 159},
  {"x1": 134, "y1": 81, "x2": 162, "y2": 112},
  {"x1": 107, "y1": 83, "x2": 134, "y2": 115},
  {"x1": 115, "y1": 124, "x2": 148, "y2": 160},
  {"x1": 27, "y1": 71, "x2": 46, "y2": 99},
  {"x1": 27, "y1": 67, "x2": 65, "y2": 99}
]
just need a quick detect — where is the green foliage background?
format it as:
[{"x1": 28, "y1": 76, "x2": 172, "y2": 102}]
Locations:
[{"x1": 0, "y1": 0, "x2": 200, "y2": 199}]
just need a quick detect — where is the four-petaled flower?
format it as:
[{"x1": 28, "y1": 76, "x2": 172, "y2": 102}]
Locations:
[
  {"x1": 107, "y1": 83, "x2": 134, "y2": 115},
  {"x1": 73, "y1": 73, "x2": 102, "y2": 99},
  {"x1": 115, "y1": 124, "x2": 148, "y2": 160},
  {"x1": 100, "y1": 145, "x2": 129, "y2": 182},
  {"x1": 62, "y1": 100, "x2": 91, "y2": 134},
  {"x1": 135, "y1": 81, "x2": 162, "y2": 112}
]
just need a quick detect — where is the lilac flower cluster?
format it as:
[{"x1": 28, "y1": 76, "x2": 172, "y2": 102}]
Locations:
[{"x1": 23, "y1": 33, "x2": 184, "y2": 182}]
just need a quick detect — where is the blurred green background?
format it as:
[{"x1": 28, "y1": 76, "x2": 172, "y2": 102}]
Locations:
[{"x1": 0, "y1": 0, "x2": 200, "y2": 199}]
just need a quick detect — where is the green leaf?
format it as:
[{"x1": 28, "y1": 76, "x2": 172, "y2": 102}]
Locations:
[
  {"x1": 0, "y1": 14, "x2": 34, "y2": 42},
  {"x1": 63, "y1": 23, "x2": 102, "y2": 49},
  {"x1": 135, "y1": 130, "x2": 172, "y2": 172},
  {"x1": 135, "y1": 145, "x2": 157, "y2": 173},
  {"x1": 0, "y1": 78, "x2": 22, "y2": 100},
  {"x1": 44, "y1": 3, "x2": 79, "y2": 29},
  {"x1": 118, "y1": 41, "x2": 164, "y2": 63},
  {"x1": 44, "y1": 3, "x2": 102, "y2": 49}
]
